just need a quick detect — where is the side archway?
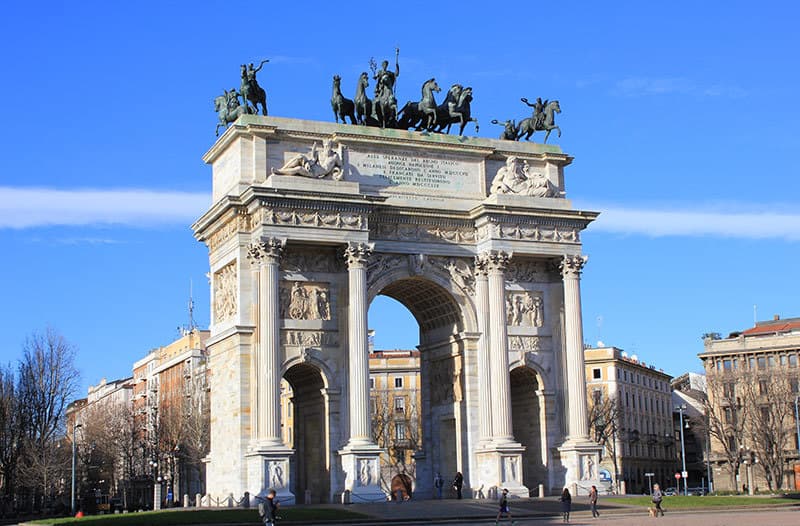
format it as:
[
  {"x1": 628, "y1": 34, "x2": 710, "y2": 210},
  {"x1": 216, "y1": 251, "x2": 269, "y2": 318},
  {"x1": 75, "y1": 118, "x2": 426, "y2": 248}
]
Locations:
[{"x1": 510, "y1": 366, "x2": 547, "y2": 492}]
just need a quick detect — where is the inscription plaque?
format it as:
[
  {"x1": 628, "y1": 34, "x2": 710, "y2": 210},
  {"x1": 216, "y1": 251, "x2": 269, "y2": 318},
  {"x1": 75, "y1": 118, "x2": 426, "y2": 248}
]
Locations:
[{"x1": 348, "y1": 148, "x2": 481, "y2": 195}]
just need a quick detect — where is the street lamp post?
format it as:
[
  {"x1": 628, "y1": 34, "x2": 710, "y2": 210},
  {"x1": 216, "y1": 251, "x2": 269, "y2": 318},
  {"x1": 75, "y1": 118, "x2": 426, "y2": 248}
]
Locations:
[
  {"x1": 676, "y1": 404, "x2": 688, "y2": 496},
  {"x1": 70, "y1": 422, "x2": 82, "y2": 516},
  {"x1": 149, "y1": 459, "x2": 161, "y2": 510}
]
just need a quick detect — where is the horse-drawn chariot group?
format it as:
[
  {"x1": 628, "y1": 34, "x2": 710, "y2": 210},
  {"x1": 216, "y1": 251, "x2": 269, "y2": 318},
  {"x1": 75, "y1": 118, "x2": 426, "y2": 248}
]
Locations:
[{"x1": 214, "y1": 50, "x2": 561, "y2": 143}]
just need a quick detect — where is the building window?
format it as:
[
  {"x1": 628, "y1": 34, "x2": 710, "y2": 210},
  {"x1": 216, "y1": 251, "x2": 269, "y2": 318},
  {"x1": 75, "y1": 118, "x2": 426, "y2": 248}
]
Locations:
[
  {"x1": 790, "y1": 355, "x2": 798, "y2": 368},
  {"x1": 394, "y1": 396, "x2": 405, "y2": 413},
  {"x1": 781, "y1": 355, "x2": 788, "y2": 366},
  {"x1": 593, "y1": 368, "x2": 601, "y2": 380},
  {"x1": 791, "y1": 377, "x2": 799, "y2": 393},
  {"x1": 369, "y1": 378, "x2": 375, "y2": 389},
  {"x1": 723, "y1": 382, "x2": 735, "y2": 399},
  {"x1": 759, "y1": 380, "x2": 768, "y2": 396},
  {"x1": 592, "y1": 389, "x2": 602, "y2": 404},
  {"x1": 723, "y1": 359, "x2": 732, "y2": 371},
  {"x1": 370, "y1": 398, "x2": 377, "y2": 415},
  {"x1": 749, "y1": 357, "x2": 756, "y2": 369},
  {"x1": 768, "y1": 356, "x2": 776, "y2": 368},
  {"x1": 757, "y1": 356, "x2": 766, "y2": 370},
  {"x1": 394, "y1": 377, "x2": 403, "y2": 388},
  {"x1": 395, "y1": 422, "x2": 406, "y2": 440}
]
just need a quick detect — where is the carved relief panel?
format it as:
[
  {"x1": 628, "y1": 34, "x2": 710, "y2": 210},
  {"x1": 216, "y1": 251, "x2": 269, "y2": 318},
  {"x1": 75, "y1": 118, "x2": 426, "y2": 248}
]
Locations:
[
  {"x1": 505, "y1": 291, "x2": 544, "y2": 327},
  {"x1": 213, "y1": 261, "x2": 237, "y2": 323},
  {"x1": 279, "y1": 281, "x2": 332, "y2": 320}
]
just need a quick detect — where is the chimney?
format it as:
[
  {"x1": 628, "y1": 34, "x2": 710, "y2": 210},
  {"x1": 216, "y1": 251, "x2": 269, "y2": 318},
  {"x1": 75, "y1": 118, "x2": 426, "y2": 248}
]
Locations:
[{"x1": 774, "y1": 314, "x2": 780, "y2": 321}]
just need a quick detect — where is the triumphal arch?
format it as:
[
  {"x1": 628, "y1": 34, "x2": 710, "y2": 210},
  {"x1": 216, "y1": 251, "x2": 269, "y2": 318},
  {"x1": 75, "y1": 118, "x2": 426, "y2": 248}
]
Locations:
[{"x1": 193, "y1": 115, "x2": 601, "y2": 503}]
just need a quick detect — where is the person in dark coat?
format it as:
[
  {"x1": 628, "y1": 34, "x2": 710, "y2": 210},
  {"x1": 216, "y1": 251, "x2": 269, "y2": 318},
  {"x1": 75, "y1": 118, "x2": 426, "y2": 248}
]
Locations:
[
  {"x1": 559, "y1": 487, "x2": 572, "y2": 523},
  {"x1": 452, "y1": 471, "x2": 464, "y2": 499}
]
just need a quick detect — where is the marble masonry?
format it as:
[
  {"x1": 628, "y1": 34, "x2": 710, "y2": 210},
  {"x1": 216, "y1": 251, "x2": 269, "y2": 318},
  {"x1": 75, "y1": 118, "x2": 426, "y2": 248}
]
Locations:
[{"x1": 192, "y1": 115, "x2": 602, "y2": 503}]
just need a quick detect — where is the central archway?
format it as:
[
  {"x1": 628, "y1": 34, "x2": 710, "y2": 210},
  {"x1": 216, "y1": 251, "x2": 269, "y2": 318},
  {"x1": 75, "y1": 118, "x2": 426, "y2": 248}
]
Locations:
[{"x1": 368, "y1": 271, "x2": 474, "y2": 498}]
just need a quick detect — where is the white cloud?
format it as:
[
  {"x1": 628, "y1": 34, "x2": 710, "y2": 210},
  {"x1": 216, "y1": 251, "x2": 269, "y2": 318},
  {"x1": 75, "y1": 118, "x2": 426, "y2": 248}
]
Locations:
[
  {"x1": 0, "y1": 187, "x2": 209, "y2": 229},
  {"x1": 583, "y1": 203, "x2": 800, "y2": 241},
  {"x1": 611, "y1": 77, "x2": 747, "y2": 98}
]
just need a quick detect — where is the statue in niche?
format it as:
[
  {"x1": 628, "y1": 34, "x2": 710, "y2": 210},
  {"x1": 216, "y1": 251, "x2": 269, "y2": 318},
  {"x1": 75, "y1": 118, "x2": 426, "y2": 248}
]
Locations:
[
  {"x1": 272, "y1": 139, "x2": 343, "y2": 180},
  {"x1": 314, "y1": 289, "x2": 330, "y2": 320},
  {"x1": 359, "y1": 459, "x2": 373, "y2": 486},
  {"x1": 490, "y1": 156, "x2": 557, "y2": 197},
  {"x1": 270, "y1": 461, "x2": 284, "y2": 488},
  {"x1": 504, "y1": 456, "x2": 518, "y2": 482},
  {"x1": 581, "y1": 455, "x2": 596, "y2": 480}
]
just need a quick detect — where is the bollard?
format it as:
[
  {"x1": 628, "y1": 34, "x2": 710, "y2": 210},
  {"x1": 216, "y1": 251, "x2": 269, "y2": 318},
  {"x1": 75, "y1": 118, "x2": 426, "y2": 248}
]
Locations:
[
  {"x1": 538, "y1": 484, "x2": 545, "y2": 498},
  {"x1": 620, "y1": 480, "x2": 626, "y2": 495},
  {"x1": 243, "y1": 491, "x2": 250, "y2": 508},
  {"x1": 342, "y1": 489, "x2": 351, "y2": 504},
  {"x1": 183, "y1": 494, "x2": 189, "y2": 508},
  {"x1": 571, "y1": 482, "x2": 578, "y2": 497},
  {"x1": 227, "y1": 493, "x2": 234, "y2": 507},
  {"x1": 304, "y1": 489, "x2": 311, "y2": 504},
  {"x1": 196, "y1": 493, "x2": 202, "y2": 507}
]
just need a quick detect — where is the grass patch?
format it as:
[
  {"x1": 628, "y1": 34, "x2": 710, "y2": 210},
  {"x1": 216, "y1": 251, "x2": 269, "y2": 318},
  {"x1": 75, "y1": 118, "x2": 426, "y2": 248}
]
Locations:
[
  {"x1": 605, "y1": 495, "x2": 797, "y2": 509},
  {"x1": 30, "y1": 507, "x2": 369, "y2": 525}
]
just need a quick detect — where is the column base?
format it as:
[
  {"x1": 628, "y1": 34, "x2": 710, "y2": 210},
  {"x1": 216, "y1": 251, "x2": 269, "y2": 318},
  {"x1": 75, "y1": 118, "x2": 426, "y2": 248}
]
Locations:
[
  {"x1": 474, "y1": 442, "x2": 529, "y2": 498},
  {"x1": 245, "y1": 444, "x2": 296, "y2": 505},
  {"x1": 557, "y1": 439, "x2": 603, "y2": 496},
  {"x1": 338, "y1": 443, "x2": 387, "y2": 503}
]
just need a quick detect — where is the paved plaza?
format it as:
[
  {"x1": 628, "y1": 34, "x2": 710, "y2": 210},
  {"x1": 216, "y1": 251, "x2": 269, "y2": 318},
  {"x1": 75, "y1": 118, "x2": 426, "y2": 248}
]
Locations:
[{"x1": 333, "y1": 498, "x2": 800, "y2": 526}]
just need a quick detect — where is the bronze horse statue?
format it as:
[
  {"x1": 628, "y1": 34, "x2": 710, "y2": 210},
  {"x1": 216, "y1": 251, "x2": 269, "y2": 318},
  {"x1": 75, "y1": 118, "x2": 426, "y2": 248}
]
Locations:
[
  {"x1": 354, "y1": 72, "x2": 379, "y2": 126},
  {"x1": 434, "y1": 86, "x2": 478, "y2": 136},
  {"x1": 396, "y1": 78, "x2": 441, "y2": 131},
  {"x1": 331, "y1": 75, "x2": 357, "y2": 124},
  {"x1": 214, "y1": 90, "x2": 253, "y2": 136},
  {"x1": 516, "y1": 100, "x2": 562, "y2": 143}
]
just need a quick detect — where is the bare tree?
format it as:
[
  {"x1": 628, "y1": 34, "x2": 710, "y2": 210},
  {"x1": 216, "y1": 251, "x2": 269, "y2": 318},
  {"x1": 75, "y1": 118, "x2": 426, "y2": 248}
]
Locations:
[
  {"x1": 371, "y1": 389, "x2": 421, "y2": 497},
  {"x1": 588, "y1": 392, "x2": 622, "y2": 487},
  {"x1": 740, "y1": 369, "x2": 795, "y2": 491},
  {"x1": 0, "y1": 364, "x2": 21, "y2": 505},
  {"x1": 704, "y1": 368, "x2": 749, "y2": 491},
  {"x1": 15, "y1": 328, "x2": 79, "y2": 508}
]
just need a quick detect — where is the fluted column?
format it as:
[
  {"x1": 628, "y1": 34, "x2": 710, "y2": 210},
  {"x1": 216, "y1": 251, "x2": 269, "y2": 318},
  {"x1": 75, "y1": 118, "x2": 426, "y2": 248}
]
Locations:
[
  {"x1": 344, "y1": 242, "x2": 374, "y2": 447},
  {"x1": 561, "y1": 254, "x2": 590, "y2": 441},
  {"x1": 247, "y1": 238, "x2": 285, "y2": 446},
  {"x1": 487, "y1": 250, "x2": 514, "y2": 442},
  {"x1": 475, "y1": 254, "x2": 493, "y2": 443}
]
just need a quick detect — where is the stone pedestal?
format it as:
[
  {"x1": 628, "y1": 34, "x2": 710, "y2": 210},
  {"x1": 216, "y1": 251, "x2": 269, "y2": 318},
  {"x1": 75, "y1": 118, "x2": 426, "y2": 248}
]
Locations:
[
  {"x1": 246, "y1": 447, "x2": 296, "y2": 505},
  {"x1": 475, "y1": 445, "x2": 528, "y2": 498},
  {"x1": 557, "y1": 441, "x2": 603, "y2": 496},
  {"x1": 338, "y1": 445, "x2": 385, "y2": 503}
]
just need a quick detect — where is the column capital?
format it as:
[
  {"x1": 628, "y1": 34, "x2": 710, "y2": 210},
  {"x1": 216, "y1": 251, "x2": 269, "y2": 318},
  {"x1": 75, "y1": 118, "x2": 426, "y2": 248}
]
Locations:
[
  {"x1": 481, "y1": 250, "x2": 512, "y2": 274},
  {"x1": 344, "y1": 242, "x2": 374, "y2": 269},
  {"x1": 474, "y1": 253, "x2": 489, "y2": 276},
  {"x1": 247, "y1": 237, "x2": 286, "y2": 265},
  {"x1": 560, "y1": 254, "x2": 588, "y2": 278}
]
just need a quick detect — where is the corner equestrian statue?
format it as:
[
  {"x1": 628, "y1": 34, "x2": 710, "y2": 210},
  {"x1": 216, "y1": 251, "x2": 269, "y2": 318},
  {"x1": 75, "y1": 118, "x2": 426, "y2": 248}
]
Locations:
[
  {"x1": 517, "y1": 98, "x2": 562, "y2": 143},
  {"x1": 370, "y1": 48, "x2": 400, "y2": 127},
  {"x1": 241, "y1": 59, "x2": 269, "y2": 116},
  {"x1": 214, "y1": 88, "x2": 253, "y2": 136}
]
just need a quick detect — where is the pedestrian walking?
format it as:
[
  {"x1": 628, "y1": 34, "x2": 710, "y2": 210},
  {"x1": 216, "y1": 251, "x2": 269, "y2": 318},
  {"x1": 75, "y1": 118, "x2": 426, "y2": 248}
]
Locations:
[
  {"x1": 559, "y1": 487, "x2": 572, "y2": 523},
  {"x1": 652, "y1": 483, "x2": 665, "y2": 517},
  {"x1": 495, "y1": 488, "x2": 515, "y2": 525},
  {"x1": 589, "y1": 484, "x2": 599, "y2": 518},
  {"x1": 257, "y1": 489, "x2": 280, "y2": 526},
  {"x1": 434, "y1": 472, "x2": 444, "y2": 499},
  {"x1": 453, "y1": 471, "x2": 464, "y2": 499}
]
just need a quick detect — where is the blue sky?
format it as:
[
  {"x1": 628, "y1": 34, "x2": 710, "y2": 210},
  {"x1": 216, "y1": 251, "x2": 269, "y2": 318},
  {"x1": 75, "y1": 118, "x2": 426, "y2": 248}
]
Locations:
[{"x1": 1, "y1": 1, "x2": 798, "y2": 395}]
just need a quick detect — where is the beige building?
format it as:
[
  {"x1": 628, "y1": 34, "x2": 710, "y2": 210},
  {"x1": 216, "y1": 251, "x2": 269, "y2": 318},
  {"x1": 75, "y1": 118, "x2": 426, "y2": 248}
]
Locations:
[
  {"x1": 699, "y1": 316, "x2": 800, "y2": 492},
  {"x1": 584, "y1": 346, "x2": 676, "y2": 493}
]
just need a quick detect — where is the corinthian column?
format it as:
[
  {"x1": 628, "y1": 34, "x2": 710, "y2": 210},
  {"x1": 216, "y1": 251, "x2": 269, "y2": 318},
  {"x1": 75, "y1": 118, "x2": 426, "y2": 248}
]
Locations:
[
  {"x1": 487, "y1": 250, "x2": 514, "y2": 443},
  {"x1": 474, "y1": 254, "x2": 492, "y2": 443},
  {"x1": 247, "y1": 238, "x2": 285, "y2": 447},
  {"x1": 344, "y1": 242, "x2": 375, "y2": 447},
  {"x1": 561, "y1": 254, "x2": 590, "y2": 441}
]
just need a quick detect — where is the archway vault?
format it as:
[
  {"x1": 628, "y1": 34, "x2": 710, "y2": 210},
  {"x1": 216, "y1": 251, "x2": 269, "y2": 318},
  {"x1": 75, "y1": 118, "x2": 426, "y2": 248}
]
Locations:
[{"x1": 380, "y1": 277, "x2": 463, "y2": 332}]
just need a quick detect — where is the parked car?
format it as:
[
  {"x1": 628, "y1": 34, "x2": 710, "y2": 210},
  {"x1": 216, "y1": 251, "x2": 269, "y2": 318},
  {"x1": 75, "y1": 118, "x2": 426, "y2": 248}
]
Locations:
[
  {"x1": 688, "y1": 486, "x2": 708, "y2": 496},
  {"x1": 664, "y1": 487, "x2": 677, "y2": 496}
]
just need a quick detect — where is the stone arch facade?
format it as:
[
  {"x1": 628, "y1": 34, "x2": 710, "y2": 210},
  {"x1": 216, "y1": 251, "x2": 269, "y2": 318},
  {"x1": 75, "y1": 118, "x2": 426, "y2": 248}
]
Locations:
[{"x1": 193, "y1": 116, "x2": 603, "y2": 502}]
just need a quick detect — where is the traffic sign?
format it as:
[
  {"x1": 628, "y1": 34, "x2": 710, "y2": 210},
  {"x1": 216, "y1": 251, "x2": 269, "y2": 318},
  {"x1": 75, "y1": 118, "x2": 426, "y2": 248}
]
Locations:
[
  {"x1": 681, "y1": 471, "x2": 689, "y2": 478},
  {"x1": 674, "y1": 473, "x2": 681, "y2": 480},
  {"x1": 645, "y1": 472, "x2": 655, "y2": 476}
]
